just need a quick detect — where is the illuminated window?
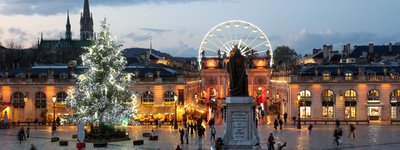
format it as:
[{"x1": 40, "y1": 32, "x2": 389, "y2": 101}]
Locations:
[
  {"x1": 164, "y1": 91, "x2": 175, "y2": 105},
  {"x1": 300, "y1": 106, "x2": 311, "y2": 119},
  {"x1": 391, "y1": 107, "x2": 397, "y2": 119},
  {"x1": 322, "y1": 106, "x2": 334, "y2": 118},
  {"x1": 344, "y1": 89, "x2": 357, "y2": 101},
  {"x1": 56, "y1": 92, "x2": 68, "y2": 104},
  {"x1": 367, "y1": 89, "x2": 380, "y2": 104},
  {"x1": 345, "y1": 72, "x2": 353, "y2": 80},
  {"x1": 35, "y1": 92, "x2": 46, "y2": 108},
  {"x1": 345, "y1": 107, "x2": 356, "y2": 119},
  {"x1": 390, "y1": 89, "x2": 400, "y2": 103},
  {"x1": 322, "y1": 72, "x2": 330, "y2": 81},
  {"x1": 12, "y1": 92, "x2": 25, "y2": 108},
  {"x1": 299, "y1": 89, "x2": 311, "y2": 101},
  {"x1": 322, "y1": 89, "x2": 335, "y2": 102},
  {"x1": 143, "y1": 91, "x2": 154, "y2": 105}
]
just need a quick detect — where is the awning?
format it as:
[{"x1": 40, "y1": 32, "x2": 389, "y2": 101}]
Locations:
[
  {"x1": 47, "y1": 107, "x2": 75, "y2": 115},
  {"x1": 185, "y1": 101, "x2": 207, "y2": 113},
  {"x1": 137, "y1": 106, "x2": 175, "y2": 115}
]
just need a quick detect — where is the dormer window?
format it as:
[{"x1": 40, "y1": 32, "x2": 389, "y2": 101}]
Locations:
[
  {"x1": 16, "y1": 73, "x2": 26, "y2": 79},
  {"x1": 59, "y1": 73, "x2": 68, "y2": 79},
  {"x1": 39, "y1": 74, "x2": 47, "y2": 79},
  {"x1": 345, "y1": 72, "x2": 353, "y2": 80},
  {"x1": 322, "y1": 72, "x2": 330, "y2": 81},
  {"x1": 145, "y1": 73, "x2": 154, "y2": 79}
]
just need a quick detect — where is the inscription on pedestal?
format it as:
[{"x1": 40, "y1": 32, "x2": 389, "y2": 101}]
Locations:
[{"x1": 232, "y1": 111, "x2": 248, "y2": 140}]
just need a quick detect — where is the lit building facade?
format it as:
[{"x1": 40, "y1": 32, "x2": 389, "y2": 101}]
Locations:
[{"x1": 0, "y1": 65, "x2": 201, "y2": 124}]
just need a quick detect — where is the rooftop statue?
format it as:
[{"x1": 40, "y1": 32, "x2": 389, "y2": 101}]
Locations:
[{"x1": 227, "y1": 45, "x2": 248, "y2": 96}]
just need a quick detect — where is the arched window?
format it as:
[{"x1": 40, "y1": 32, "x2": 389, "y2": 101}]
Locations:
[
  {"x1": 164, "y1": 91, "x2": 175, "y2": 105},
  {"x1": 390, "y1": 89, "x2": 400, "y2": 103},
  {"x1": 367, "y1": 89, "x2": 380, "y2": 104},
  {"x1": 12, "y1": 92, "x2": 25, "y2": 108},
  {"x1": 344, "y1": 89, "x2": 357, "y2": 101},
  {"x1": 321, "y1": 90, "x2": 335, "y2": 102},
  {"x1": 390, "y1": 89, "x2": 400, "y2": 119},
  {"x1": 344, "y1": 89, "x2": 357, "y2": 119},
  {"x1": 35, "y1": 92, "x2": 46, "y2": 108},
  {"x1": 299, "y1": 89, "x2": 311, "y2": 101},
  {"x1": 143, "y1": 91, "x2": 154, "y2": 105},
  {"x1": 56, "y1": 92, "x2": 68, "y2": 104}
]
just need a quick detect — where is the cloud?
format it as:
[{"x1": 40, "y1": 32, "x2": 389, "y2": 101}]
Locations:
[
  {"x1": 124, "y1": 32, "x2": 151, "y2": 43},
  {"x1": 7, "y1": 27, "x2": 29, "y2": 42},
  {"x1": 160, "y1": 41, "x2": 198, "y2": 57},
  {"x1": 140, "y1": 28, "x2": 172, "y2": 34},
  {"x1": 0, "y1": 0, "x2": 212, "y2": 15},
  {"x1": 280, "y1": 28, "x2": 400, "y2": 54}
]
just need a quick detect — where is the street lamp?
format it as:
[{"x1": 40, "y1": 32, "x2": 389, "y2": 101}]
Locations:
[
  {"x1": 297, "y1": 93, "x2": 301, "y2": 129},
  {"x1": 52, "y1": 96, "x2": 57, "y2": 131},
  {"x1": 174, "y1": 95, "x2": 178, "y2": 129}
]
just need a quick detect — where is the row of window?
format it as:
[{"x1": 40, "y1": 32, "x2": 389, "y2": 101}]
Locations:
[
  {"x1": 9, "y1": 91, "x2": 68, "y2": 109},
  {"x1": 300, "y1": 106, "x2": 398, "y2": 119},
  {"x1": 5, "y1": 73, "x2": 69, "y2": 79},
  {"x1": 321, "y1": 72, "x2": 399, "y2": 81},
  {"x1": 299, "y1": 89, "x2": 400, "y2": 104},
  {"x1": 142, "y1": 91, "x2": 176, "y2": 105}
]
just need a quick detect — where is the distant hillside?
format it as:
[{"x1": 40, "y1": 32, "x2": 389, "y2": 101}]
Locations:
[{"x1": 123, "y1": 47, "x2": 196, "y2": 62}]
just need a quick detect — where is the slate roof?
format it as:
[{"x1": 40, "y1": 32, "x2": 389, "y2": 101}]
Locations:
[
  {"x1": 299, "y1": 65, "x2": 400, "y2": 76},
  {"x1": 350, "y1": 45, "x2": 400, "y2": 58}
]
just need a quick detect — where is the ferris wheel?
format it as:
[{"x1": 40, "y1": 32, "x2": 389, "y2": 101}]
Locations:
[{"x1": 198, "y1": 20, "x2": 273, "y2": 69}]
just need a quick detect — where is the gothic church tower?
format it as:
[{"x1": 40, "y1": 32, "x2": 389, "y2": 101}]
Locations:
[{"x1": 80, "y1": 0, "x2": 93, "y2": 40}]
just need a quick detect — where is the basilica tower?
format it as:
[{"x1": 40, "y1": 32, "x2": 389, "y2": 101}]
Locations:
[
  {"x1": 65, "y1": 10, "x2": 72, "y2": 40},
  {"x1": 80, "y1": 0, "x2": 93, "y2": 40}
]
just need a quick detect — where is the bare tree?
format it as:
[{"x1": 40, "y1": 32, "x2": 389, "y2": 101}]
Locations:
[{"x1": 6, "y1": 40, "x2": 23, "y2": 49}]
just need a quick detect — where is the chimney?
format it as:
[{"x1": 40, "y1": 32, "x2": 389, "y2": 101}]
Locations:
[
  {"x1": 389, "y1": 43, "x2": 393, "y2": 54},
  {"x1": 343, "y1": 44, "x2": 350, "y2": 57},
  {"x1": 368, "y1": 43, "x2": 374, "y2": 53}
]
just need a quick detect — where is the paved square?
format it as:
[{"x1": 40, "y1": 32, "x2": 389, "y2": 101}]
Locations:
[{"x1": 1, "y1": 123, "x2": 400, "y2": 150}]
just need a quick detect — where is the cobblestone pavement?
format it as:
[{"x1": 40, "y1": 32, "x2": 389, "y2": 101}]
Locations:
[{"x1": 1, "y1": 122, "x2": 400, "y2": 150}]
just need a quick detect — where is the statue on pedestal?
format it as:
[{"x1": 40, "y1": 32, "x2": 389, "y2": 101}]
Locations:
[{"x1": 227, "y1": 45, "x2": 248, "y2": 96}]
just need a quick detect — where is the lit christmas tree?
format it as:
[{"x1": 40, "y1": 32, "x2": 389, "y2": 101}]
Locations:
[{"x1": 66, "y1": 18, "x2": 137, "y2": 127}]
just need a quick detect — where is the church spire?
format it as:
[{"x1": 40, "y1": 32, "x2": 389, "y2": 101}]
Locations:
[
  {"x1": 65, "y1": 10, "x2": 72, "y2": 40},
  {"x1": 80, "y1": 0, "x2": 93, "y2": 40}
]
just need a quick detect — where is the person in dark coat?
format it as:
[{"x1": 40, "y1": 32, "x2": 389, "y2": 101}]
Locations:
[
  {"x1": 268, "y1": 133, "x2": 275, "y2": 150},
  {"x1": 179, "y1": 129, "x2": 185, "y2": 144},
  {"x1": 278, "y1": 119, "x2": 283, "y2": 130},
  {"x1": 308, "y1": 124, "x2": 313, "y2": 134},
  {"x1": 292, "y1": 116, "x2": 297, "y2": 125},
  {"x1": 274, "y1": 119, "x2": 278, "y2": 130},
  {"x1": 283, "y1": 112, "x2": 288, "y2": 124},
  {"x1": 349, "y1": 124, "x2": 356, "y2": 139}
]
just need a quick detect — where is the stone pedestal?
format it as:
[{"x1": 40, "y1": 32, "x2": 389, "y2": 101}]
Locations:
[{"x1": 222, "y1": 97, "x2": 260, "y2": 148}]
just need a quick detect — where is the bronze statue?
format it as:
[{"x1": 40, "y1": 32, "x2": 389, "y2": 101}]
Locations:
[{"x1": 227, "y1": 45, "x2": 248, "y2": 96}]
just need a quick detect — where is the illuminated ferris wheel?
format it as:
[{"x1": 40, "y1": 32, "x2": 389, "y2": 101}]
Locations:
[{"x1": 198, "y1": 20, "x2": 273, "y2": 69}]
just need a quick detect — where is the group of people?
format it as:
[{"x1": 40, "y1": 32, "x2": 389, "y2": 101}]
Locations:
[
  {"x1": 17, "y1": 126, "x2": 30, "y2": 143},
  {"x1": 333, "y1": 120, "x2": 356, "y2": 146},
  {"x1": 273, "y1": 112, "x2": 288, "y2": 130}
]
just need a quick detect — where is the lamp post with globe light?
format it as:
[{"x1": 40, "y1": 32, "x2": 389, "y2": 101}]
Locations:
[
  {"x1": 174, "y1": 95, "x2": 178, "y2": 129},
  {"x1": 52, "y1": 96, "x2": 57, "y2": 131},
  {"x1": 297, "y1": 93, "x2": 302, "y2": 129}
]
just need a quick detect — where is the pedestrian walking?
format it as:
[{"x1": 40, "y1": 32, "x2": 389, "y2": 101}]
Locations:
[
  {"x1": 26, "y1": 126, "x2": 30, "y2": 139},
  {"x1": 179, "y1": 129, "x2": 185, "y2": 144},
  {"x1": 268, "y1": 133, "x2": 275, "y2": 150},
  {"x1": 283, "y1": 112, "x2": 288, "y2": 124},
  {"x1": 190, "y1": 123, "x2": 194, "y2": 135},
  {"x1": 185, "y1": 128, "x2": 189, "y2": 144},
  {"x1": 210, "y1": 126, "x2": 216, "y2": 141},
  {"x1": 274, "y1": 119, "x2": 278, "y2": 130},
  {"x1": 278, "y1": 119, "x2": 283, "y2": 130},
  {"x1": 277, "y1": 113, "x2": 281, "y2": 120},
  {"x1": 308, "y1": 124, "x2": 313, "y2": 134},
  {"x1": 335, "y1": 119, "x2": 340, "y2": 128},
  {"x1": 34, "y1": 118, "x2": 38, "y2": 129},
  {"x1": 349, "y1": 124, "x2": 356, "y2": 139},
  {"x1": 21, "y1": 127, "x2": 26, "y2": 141},
  {"x1": 17, "y1": 128, "x2": 23, "y2": 143},
  {"x1": 51, "y1": 123, "x2": 57, "y2": 135},
  {"x1": 292, "y1": 116, "x2": 296, "y2": 125},
  {"x1": 333, "y1": 128, "x2": 340, "y2": 145}
]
